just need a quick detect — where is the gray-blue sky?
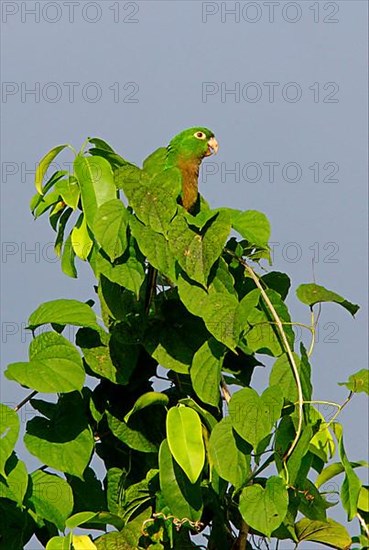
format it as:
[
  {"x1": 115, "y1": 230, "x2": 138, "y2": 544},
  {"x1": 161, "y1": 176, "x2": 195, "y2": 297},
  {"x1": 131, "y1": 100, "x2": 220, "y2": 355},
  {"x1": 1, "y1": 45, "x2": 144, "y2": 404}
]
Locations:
[{"x1": 1, "y1": 1, "x2": 368, "y2": 548}]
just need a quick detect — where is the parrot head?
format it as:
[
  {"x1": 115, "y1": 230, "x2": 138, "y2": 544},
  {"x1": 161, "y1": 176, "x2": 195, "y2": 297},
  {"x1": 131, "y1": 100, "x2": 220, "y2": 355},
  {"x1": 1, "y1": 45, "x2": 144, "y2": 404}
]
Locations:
[{"x1": 166, "y1": 127, "x2": 218, "y2": 164}]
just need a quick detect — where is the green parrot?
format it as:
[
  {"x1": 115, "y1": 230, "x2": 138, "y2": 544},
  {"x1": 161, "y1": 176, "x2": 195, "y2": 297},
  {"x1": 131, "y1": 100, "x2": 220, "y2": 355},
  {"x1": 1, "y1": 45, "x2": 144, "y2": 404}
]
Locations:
[
  {"x1": 145, "y1": 127, "x2": 219, "y2": 310},
  {"x1": 165, "y1": 127, "x2": 219, "y2": 212}
]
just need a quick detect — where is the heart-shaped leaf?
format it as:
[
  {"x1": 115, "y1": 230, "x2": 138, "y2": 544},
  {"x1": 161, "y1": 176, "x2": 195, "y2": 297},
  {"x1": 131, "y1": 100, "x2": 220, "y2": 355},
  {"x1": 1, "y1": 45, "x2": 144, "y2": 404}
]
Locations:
[
  {"x1": 296, "y1": 283, "x2": 359, "y2": 317},
  {"x1": 229, "y1": 386, "x2": 283, "y2": 449},
  {"x1": 93, "y1": 199, "x2": 129, "y2": 261},
  {"x1": 6, "y1": 332, "x2": 85, "y2": 393},
  {"x1": 169, "y1": 211, "x2": 231, "y2": 285},
  {"x1": 0, "y1": 406, "x2": 20, "y2": 477},
  {"x1": 239, "y1": 476, "x2": 288, "y2": 537}
]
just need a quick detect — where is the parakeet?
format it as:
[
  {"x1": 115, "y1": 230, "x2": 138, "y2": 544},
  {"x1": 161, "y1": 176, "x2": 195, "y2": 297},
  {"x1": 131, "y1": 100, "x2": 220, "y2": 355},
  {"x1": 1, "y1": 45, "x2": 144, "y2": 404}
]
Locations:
[
  {"x1": 145, "y1": 127, "x2": 218, "y2": 311},
  {"x1": 166, "y1": 127, "x2": 219, "y2": 212}
]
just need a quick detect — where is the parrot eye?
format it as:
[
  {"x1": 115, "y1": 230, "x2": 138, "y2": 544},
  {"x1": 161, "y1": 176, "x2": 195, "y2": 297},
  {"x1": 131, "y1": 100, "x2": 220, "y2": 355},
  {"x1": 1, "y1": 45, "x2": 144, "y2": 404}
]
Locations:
[{"x1": 194, "y1": 131, "x2": 206, "y2": 140}]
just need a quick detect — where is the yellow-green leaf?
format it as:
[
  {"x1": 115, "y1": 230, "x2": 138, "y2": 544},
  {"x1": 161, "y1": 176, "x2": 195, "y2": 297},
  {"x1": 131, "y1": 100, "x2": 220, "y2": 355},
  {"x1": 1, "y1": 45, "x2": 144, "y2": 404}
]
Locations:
[
  {"x1": 166, "y1": 406, "x2": 205, "y2": 484},
  {"x1": 35, "y1": 144, "x2": 69, "y2": 194},
  {"x1": 71, "y1": 214, "x2": 93, "y2": 260}
]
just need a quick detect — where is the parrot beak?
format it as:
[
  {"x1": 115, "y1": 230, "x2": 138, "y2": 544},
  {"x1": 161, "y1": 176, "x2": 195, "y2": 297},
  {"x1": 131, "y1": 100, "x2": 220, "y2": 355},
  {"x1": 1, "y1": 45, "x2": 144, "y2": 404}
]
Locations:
[{"x1": 205, "y1": 136, "x2": 219, "y2": 156}]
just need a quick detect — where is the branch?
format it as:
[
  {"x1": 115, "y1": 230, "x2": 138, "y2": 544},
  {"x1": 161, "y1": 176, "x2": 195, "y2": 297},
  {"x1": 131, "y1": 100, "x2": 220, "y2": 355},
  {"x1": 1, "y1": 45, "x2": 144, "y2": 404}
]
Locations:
[
  {"x1": 224, "y1": 250, "x2": 303, "y2": 462},
  {"x1": 14, "y1": 390, "x2": 38, "y2": 412},
  {"x1": 221, "y1": 375, "x2": 231, "y2": 403},
  {"x1": 232, "y1": 519, "x2": 249, "y2": 550},
  {"x1": 357, "y1": 511, "x2": 369, "y2": 538}
]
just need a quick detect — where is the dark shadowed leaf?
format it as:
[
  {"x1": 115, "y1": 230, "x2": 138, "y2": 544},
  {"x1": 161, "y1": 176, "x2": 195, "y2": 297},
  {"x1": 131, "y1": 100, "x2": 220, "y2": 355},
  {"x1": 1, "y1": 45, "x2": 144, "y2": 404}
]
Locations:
[
  {"x1": 159, "y1": 439, "x2": 203, "y2": 522},
  {"x1": 24, "y1": 393, "x2": 94, "y2": 479},
  {"x1": 26, "y1": 470, "x2": 73, "y2": 531},
  {"x1": 0, "y1": 404, "x2": 20, "y2": 476}
]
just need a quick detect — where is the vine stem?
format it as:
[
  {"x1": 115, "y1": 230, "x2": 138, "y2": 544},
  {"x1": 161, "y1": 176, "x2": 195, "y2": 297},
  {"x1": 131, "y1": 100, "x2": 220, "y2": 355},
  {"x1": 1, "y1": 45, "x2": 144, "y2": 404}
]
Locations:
[
  {"x1": 225, "y1": 250, "x2": 303, "y2": 462},
  {"x1": 14, "y1": 390, "x2": 38, "y2": 412},
  {"x1": 357, "y1": 512, "x2": 369, "y2": 538},
  {"x1": 220, "y1": 376, "x2": 231, "y2": 403},
  {"x1": 324, "y1": 392, "x2": 353, "y2": 430}
]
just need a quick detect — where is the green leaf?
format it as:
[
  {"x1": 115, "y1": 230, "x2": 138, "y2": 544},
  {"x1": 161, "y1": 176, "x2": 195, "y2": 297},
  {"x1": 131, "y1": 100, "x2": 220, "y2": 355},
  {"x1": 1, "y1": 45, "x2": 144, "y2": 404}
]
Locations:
[
  {"x1": 31, "y1": 170, "x2": 67, "y2": 213},
  {"x1": 269, "y1": 352, "x2": 303, "y2": 403},
  {"x1": 26, "y1": 470, "x2": 73, "y2": 531},
  {"x1": 177, "y1": 275, "x2": 239, "y2": 351},
  {"x1": 94, "y1": 509, "x2": 151, "y2": 549},
  {"x1": 61, "y1": 233, "x2": 78, "y2": 278},
  {"x1": 0, "y1": 404, "x2": 20, "y2": 477},
  {"x1": 358, "y1": 486, "x2": 369, "y2": 512},
  {"x1": 159, "y1": 439, "x2": 202, "y2": 522},
  {"x1": 54, "y1": 208, "x2": 73, "y2": 257},
  {"x1": 124, "y1": 392, "x2": 169, "y2": 423},
  {"x1": 0, "y1": 499, "x2": 36, "y2": 549},
  {"x1": 46, "y1": 534, "x2": 72, "y2": 550},
  {"x1": 208, "y1": 417, "x2": 251, "y2": 488},
  {"x1": 35, "y1": 144, "x2": 69, "y2": 194},
  {"x1": 24, "y1": 393, "x2": 94, "y2": 479},
  {"x1": 261, "y1": 271, "x2": 291, "y2": 300},
  {"x1": 107, "y1": 411, "x2": 162, "y2": 453},
  {"x1": 239, "y1": 476, "x2": 288, "y2": 538},
  {"x1": 229, "y1": 386, "x2": 283, "y2": 449},
  {"x1": 76, "y1": 328, "x2": 138, "y2": 385},
  {"x1": 286, "y1": 425, "x2": 314, "y2": 487},
  {"x1": 296, "y1": 283, "x2": 359, "y2": 317},
  {"x1": 33, "y1": 189, "x2": 62, "y2": 218},
  {"x1": 166, "y1": 406, "x2": 205, "y2": 484},
  {"x1": 72, "y1": 535, "x2": 97, "y2": 550},
  {"x1": 339, "y1": 369, "x2": 369, "y2": 394},
  {"x1": 55, "y1": 176, "x2": 80, "y2": 210},
  {"x1": 309, "y1": 407, "x2": 335, "y2": 462},
  {"x1": 144, "y1": 299, "x2": 209, "y2": 374},
  {"x1": 117, "y1": 166, "x2": 180, "y2": 234},
  {"x1": 88, "y1": 137, "x2": 115, "y2": 152},
  {"x1": 129, "y1": 217, "x2": 177, "y2": 281},
  {"x1": 65, "y1": 511, "x2": 99, "y2": 529},
  {"x1": 333, "y1": 423, "x2": 362, "y2": 521},
  {"x1": 5, "y1": 331, "x2": 85, "y2": 393},
  {"x1": 234, "y1": 289, "x2": 261, "y2": 337},
  {"x1": 295, "y1": 518, "x2": 351, "y2": 548},
  {"x1": 297, "y1": 478, "x2": 331, "y2": 521},
  {"x1": 246, "y1": 308, "x2": 283, "y2": 357},
  {"x1": 168, "y1": 211, "x2": 231, "y2": 285},
  {"x1": 190, "y1": 338, "x2": 224, "y2": 407},
  {"x1": 67, "y1": 467, "x2": 106, "y2": 516},
  {"x1": 178, "y1": 398, "x2": 218, "y2": 432},
  {"x1": 94, "y1": 199, "x2": 129, "y2": 261},
  {"x1": 71, "y1": 214, "x2": 93, "y2": 261},
  {"x1": 0, "y1": 453, "x2": 28, "y2": 505},
  {"x1": 229, "y1": 209, "x2": 271, "y2": 247},
  {"x1": 74, "y1": 155, "x2": 117, "y2": 229},
  {"x1": 246, "y1": 289, "x2": 295, "y2": 356},
  {"x1": 96, "y1": 246, "x2": 145, "y2": 299},
  {"x1": 28, "y1": 299, "x2": 99, "y2": 331}
]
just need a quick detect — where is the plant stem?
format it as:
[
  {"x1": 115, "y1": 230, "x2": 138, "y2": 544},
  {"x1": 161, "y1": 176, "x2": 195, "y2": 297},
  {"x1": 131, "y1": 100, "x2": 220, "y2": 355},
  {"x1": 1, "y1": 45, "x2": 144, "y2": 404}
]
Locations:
[
  {"x1": 224, "y1": 250, "x2": 303, "y2": 462},
  {"x1": 14, "y1": 390, "x2": 38, "y2": 412},
  {"x1": 324, "y1": 392, "x2": 353, "y2": 430},
  {"x1": 221, "y1": 376, "x2": 231, "y2": 403},
  {"x1": 357, "y1": 512, "x2": 369, "y2": 538}
]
